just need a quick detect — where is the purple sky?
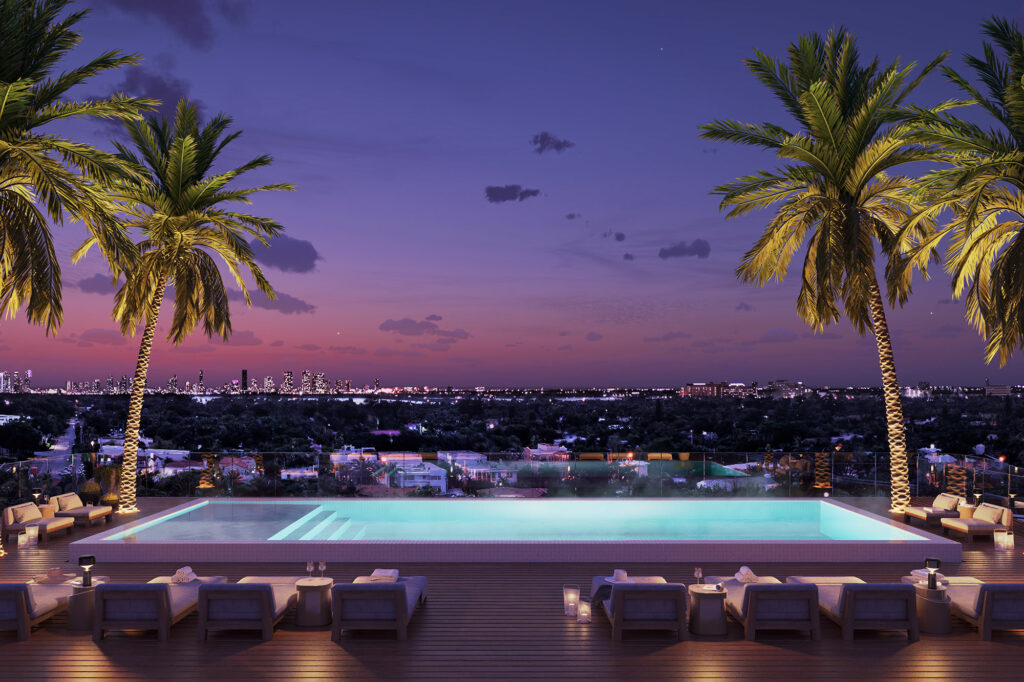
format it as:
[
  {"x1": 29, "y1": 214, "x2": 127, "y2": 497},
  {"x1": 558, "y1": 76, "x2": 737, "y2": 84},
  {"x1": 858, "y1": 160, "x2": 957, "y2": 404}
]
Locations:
[{"x1": 4, "y1": 0, "x2": 1024, "y2": 388}]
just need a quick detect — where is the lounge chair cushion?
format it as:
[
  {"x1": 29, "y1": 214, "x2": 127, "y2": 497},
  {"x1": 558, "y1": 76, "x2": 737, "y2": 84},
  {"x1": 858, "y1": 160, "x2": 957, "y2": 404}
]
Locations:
[
  {"x1": 905, "y1": 506, "x2": 958, "y2": 520},
  {"x1": 726, "y1": 583, "x2": 813, "y2": 620},
  {"x1": 55, "y1": 493, "x2": 84, "y2": 511},
  {"x1": 942, "y1": 518, "x2": 1001, "y2": 533},
  {"x1": 206, "y1": 580, "x2": 299, "y2": 620},
  {"x1": 950, "y1": 583, "x2": 1024, "y2": 621},
  {"x1": 786, "y1": 576, "x2": 865, "y2": 585},
  {"x1": 5, "y1": 515, "x2": 74, "y2": 534},
  {"x1": 11, "y1": 504, "x2": 42, "y2": 524},
  {"x1": 0, "y1": 584, "x2": 73, "y2": 620},
  {"x1": 934, "y1": 493, "x2": 960, "y2": 511},
  {"x1": 57, "y1": 506, "x2": 112, "y2": 520},
  {"x1": 973, "y1": 504, "x2": 1006, "y2": 524},
  {"x1": 337, "y1": 577, "x2": 427, "y2": 620}
]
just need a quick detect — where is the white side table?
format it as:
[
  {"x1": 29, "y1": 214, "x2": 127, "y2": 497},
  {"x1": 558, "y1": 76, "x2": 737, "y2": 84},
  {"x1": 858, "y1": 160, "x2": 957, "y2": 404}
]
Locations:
[
  {"x1": 958, "y1": 504, "x2": 976, "y2": 519},
  {"x1": 66, "y1": 577, "x2": 110, "y2": 632},
  {"x1": 688, "y1": 584, "x2": 727, "y2": 636},
  {"x1": 296, "y1": 577, "x2": 333, "y2": 627},
  {"x1": 913, "y1": 583, "x2": 951, "y2": 634}
]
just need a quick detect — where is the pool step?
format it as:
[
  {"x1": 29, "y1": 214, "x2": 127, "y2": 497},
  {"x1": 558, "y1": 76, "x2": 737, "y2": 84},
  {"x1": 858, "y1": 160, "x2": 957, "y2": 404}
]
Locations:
[
  {"x1": 268, "y1": 508, "x2": 333, "y2": 541},
  {"x1": 326, "y1": 517, "x2": 354, "y2": 540},
  {"x1": 300, "y1": 512, "x2": 342, "y2": 540},
  {"x1": 337, "y1": 522, "x2": 367, "y2": 541}
]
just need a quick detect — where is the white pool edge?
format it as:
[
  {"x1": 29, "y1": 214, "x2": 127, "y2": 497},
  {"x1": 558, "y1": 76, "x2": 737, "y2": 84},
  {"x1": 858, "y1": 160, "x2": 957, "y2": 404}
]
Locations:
[{"x1": 70, "y1": 497, "x2": 962, "y2": 564}]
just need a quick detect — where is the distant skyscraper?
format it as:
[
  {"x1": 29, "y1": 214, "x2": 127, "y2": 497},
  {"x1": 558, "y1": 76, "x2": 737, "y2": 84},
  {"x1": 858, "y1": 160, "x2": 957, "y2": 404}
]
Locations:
[
  {"x1": 313, "y1": 372, "x2": 327, "y2": 394},
  {"x1": 197, "y1": 369, "x2": 205, "y2": 393},
  {"x1": 344, "y1": 379, "x2": 352, "y2": 392},
  {"x1": 119, "y1": 375, "x2": 129, "y2": 394},
  {"x1": 374, "y1": 377, "x2": 381, "y2": 392},
  {"x1": 106, "y1": 376, "x2": 114, "y2": 394},
  {"x1": 241, "y1": 369, "x2": 248, "y2": 392},
  {"x1": 301, "y1": 370, "x2": 312, "y2": 394},
  {"x1": 263, "y1": 375, "x2": 274, "y2": 392},
  {"x1": 167, "y1": 375, "x2": 178, "y2": 392},
  {"x1": 282, "y1": 371, "x2": 294, "y2": 393}
]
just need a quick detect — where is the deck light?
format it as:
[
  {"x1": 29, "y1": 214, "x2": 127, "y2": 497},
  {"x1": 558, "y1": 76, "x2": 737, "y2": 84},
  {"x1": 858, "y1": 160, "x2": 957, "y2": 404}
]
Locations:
[
  {"x1": 78, "y1": 555, "x2": 96, "y2": 587},
  {"x1": 576, "y1": 598, "x2": 592, "y2": 624},
  {"x1": 925, "y1": 558, "x2": 940, "y2": 590},
  {"x1": 562, "y1": 584, "x2": 580, "y2": 617},
  {"x1": 31, "y1": 488, "x2": 42, "y2": 504}
]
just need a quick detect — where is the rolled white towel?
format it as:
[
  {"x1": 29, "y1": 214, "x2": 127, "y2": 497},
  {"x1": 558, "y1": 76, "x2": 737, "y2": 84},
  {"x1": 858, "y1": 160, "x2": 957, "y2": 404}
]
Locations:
[
  {"x1": 172, "y1": 566, "x2": 198, "y2": 583},
  {"x1": 735, "y1": 566, "x2": 758, "y2": 583},
  {"x1": 370, "y1": 568, "x2": 399, "y2": 582},
  {"x1": 612, "y1": 569, "x2": 628, "y2": 582}
]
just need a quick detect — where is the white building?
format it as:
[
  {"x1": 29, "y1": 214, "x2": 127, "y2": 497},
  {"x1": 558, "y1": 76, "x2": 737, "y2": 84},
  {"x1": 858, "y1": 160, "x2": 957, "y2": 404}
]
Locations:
[
  {"x1": 0, "y1": 414, "x2": 26, "y2": 425},
  {"x1": 438, "y1": 451, "x2": 487, "y2": 465},
  {"x1": 524, "y1": 443, "x2": 569, "y2": 461},
  {"x1": 387, "y1": 461, "x2": 447, "y2": 494},
  {"x1": 462, "y1": 460, "x2": 519, "y2": 484}
]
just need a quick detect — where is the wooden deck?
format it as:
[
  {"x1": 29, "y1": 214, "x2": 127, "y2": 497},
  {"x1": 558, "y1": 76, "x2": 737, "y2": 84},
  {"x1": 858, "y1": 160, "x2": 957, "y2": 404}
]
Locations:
[{"x1": 2, "y1": 497, "x2": 1024, "y2": 680}]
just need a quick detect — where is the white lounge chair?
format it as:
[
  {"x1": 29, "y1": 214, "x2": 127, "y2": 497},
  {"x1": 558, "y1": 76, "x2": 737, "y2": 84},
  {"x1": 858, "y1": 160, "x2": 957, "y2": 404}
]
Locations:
[
  {"x1": 198, "y1": 576, "x2": 302, "y2": 641},
  {"x1": 2, "y1": 502, "x2": 74, "y2": 543},
  {"x1": 0, "y1": 583, "x2": 74, "y2": 640},
  {"x1": 948, "y1": 582, "x2": 1024, "y2": 640},
  {"x1": 787, "y1": 576, "x2": 918, "y2": 641},
  {"x1": 706, "y1": 576, "x2": 818, "y2": 641},
  {"x1": 598, "y1": 581, "x2": 687, "y2": 641},
  {"x1": 941, "y1": 503, "x2": 1012, "y2": 542},
  {"x1": 903, "y1": 493, "x2": 962, "y2": 526},
  {"x1": 94, "y1": 575, "x2": 227, "y2": 642},
  {"x1": 52, "y1": 493, "x2": 113, "y2": 527},
  {"x1": 332, "y1": 576, "x2": 429, "y2": 641}
]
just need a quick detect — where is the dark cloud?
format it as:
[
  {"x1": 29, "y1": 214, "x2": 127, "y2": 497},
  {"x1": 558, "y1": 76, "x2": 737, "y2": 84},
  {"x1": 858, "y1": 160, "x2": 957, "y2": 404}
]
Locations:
[
  {"x1": 433, "y1": 328, "x2": 469, "y2": 340},
  {"x1": 485, "y1": 185, "x2": 541, "y2": 203},
  {"x1": 643, "y1": 331, "x2": 692, "y2": 343},
  {"x1": 623, "y1": 253, "x2": 635, "y2": 261},
  {"x1": 270, "y1": 340, "x2": 284, "y2": 347},
  {"x1": 614, "y1": 232, "x2": 626, "y2": 242},
  {"x1": 375, "y1": 347, "x2": 427, "y2": 358},
  {"x1": 584, "y1": 331, "x2": 603, "y2": 341},
  {"x1": 295, "y1": 343, "x2": 321, "y2": 351},
  {"x1": 102, "y1": 0, "x2": 248, "y2": 49},
  {"x1": 425, "y1": 314, "x2": 442, "y2": 321},
  {"x1": 78, "y1": 328, "x2": 126, "y2": 347},
  {"x1": 565, "y1": 213, "x2": 581, "y2": 220},
  {"x1": 802, "y1": 331, "x2": 842, "y2": 340},
  {"x1": 758, "y1": 328, "x2": 799, "y2": 344},
  {"x1": 924, "y1": 324, "x2": 967, "y2": 339},
  {"x1": 329, "y1": 345, "x2": 369, "y2": 355},
  {"x1": 937, "y1": 298, "x2": 955, "y2": 305},
  {"x1": 77, "y1": 274, "x2": 119, "y2": 295},
  {"x1": 224, "y1": 330, "x2": 261, "y2": 346},
  {"x1": 249, "y1": 235, "x2": 321, "y2": 273},
  {"x1": 658, "y1": 239, "x2": 711, "y2": 260},
  {"x1": 113, "y1": 67, "x2": 196, "y2": 121},
  {"x1": 735, "y1": 302, "x2": 753, "y2": 312},
  {"x1": 226, "y1": 288, "x2": 315, "y2": 315},
  {"x1": 557, "y1": 344, "x2": 572, "y2": 351},
  {"x1": 379, "y1": 318, "x2": 439, "y2": 336},
  {"x1": 530, "y1": 132, "x2": 575, "y2": 154}
]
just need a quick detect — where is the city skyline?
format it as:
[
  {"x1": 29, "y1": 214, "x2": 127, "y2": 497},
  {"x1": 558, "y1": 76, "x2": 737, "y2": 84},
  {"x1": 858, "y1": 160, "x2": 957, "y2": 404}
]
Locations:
[{"x1": 3, "y1": 0, "x2": 1024, "y2": 387}]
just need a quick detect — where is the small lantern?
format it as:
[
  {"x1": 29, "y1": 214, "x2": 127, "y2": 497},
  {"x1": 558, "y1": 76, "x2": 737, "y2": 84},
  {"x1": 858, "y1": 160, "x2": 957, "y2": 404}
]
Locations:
[
  {"x1": 31, "y1": 488, "x2": 42, "y2": 504},
  {"x1": 577, "y1": 598, "x2": 592, "y2": 624},
  {"x1": 17, "y1": 532, "x2": 27, "y2": 549},
  {"x1": 562, "y1": 584, "x2": 580, "y2": 617},
  {"x1": 78, "y1": 555, "x2": 96, "y2": 587},
  {"x1": 25, "y1": 525, "x2": 38, "y2": 546},
  {"x1": 995, "y1": 530, "x2": 1015, "y2": 551},
  {"x1": 925, "y1": 558, "x2": 941, "y2": 590}
]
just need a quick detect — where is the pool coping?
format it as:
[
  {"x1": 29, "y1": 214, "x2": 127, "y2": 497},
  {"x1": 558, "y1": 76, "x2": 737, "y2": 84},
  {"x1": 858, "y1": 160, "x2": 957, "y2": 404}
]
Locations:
[{"x1": 69, "y1": 497, "x2": 963, "y2": 564}]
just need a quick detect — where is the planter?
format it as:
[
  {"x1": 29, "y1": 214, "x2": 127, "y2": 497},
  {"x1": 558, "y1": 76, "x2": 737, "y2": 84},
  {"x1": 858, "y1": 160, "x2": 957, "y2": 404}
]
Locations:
[{"x1": 100, "y1": 494, "x2": 119, "y2": 512}]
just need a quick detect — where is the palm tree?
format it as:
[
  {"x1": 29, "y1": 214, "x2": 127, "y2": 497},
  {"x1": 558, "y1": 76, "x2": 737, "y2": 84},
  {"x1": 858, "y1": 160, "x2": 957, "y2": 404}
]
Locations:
[
  {"x1": 699, "y1": 29, "x2": 946, "y2": 513},
  {"x1": 74, "y1": 100, "x2": 293, "y2": 513},
  {"x1": 902, "y1": 17, "x2": 1024, "y2": 366},
  {"x1": 1, "y1": 0, "x2": 152, "y2": 332}
]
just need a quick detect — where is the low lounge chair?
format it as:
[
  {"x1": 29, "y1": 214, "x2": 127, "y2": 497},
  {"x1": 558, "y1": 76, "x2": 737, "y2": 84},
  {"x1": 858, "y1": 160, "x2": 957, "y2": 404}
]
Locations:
[
  {"x1": 2, "y1": 502, "x2": 75, "y2": 544},
  {"x1": 53, "y1": 493, "x2": 113, "y2": 527},
  {"x1": 941, "y1": 503, "x2": 1012, "y2": 543},
  {"x1": 198, "y1": 576, "x2": 302, "y2": 641},
  {"x1": 94, "y1": 575, "x2": 227, "y2": 642},
  {"x1": 904, "y1": 493, "x2": 962, "y2": 526},
  {"x1": 332, "y1": 575, "x2": 429, "y2": 641},
  {"x1": 0, "y1": 583, "x2": 74, "y2": 640},
  {"x1": 948, "y1": 582, "x2": 1024, "y2": 640},
  {"x1": 709, "y1": 576, "x2": 819, "y2": 641},
  {"x1": 787, "y1": 576, "x2": 918, "y2": 641},
  {"x1": 599, "y1": 582, "x2": 687, "y2": 641}
]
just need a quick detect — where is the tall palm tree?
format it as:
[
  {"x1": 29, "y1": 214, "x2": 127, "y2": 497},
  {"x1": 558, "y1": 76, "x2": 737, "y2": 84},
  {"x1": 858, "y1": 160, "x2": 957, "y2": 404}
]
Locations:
[
  {"x1": 74, "y1": 100, "x2": 293, "y2": 513},
  {"x1": 902, "y1": 17, "x2": 1024, "y2": 366},
  {"x1": 1, "y1": 0, "x2": 152, "y2": 332},
  {"x1": 699, "y1": 29, "x2": 945, "y2": 513}
]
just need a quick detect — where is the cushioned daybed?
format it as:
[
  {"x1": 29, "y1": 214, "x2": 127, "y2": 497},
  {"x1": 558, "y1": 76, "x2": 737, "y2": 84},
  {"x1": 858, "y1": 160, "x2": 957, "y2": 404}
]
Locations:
[
  {"x1": 94, "y1": 575, "x2": 227, "y2": 642},
  {"x1": 941, "y1": 503, "x2": 1012, "y2": 542},
  {"x1": 332, "y1": 575, "x2": 429, "y2": 641},
  {"x1": 904, "y1": 493, "x2": 962, "y2": 526},
  {"x1": 198, "y1": 576, "x2": 302, "y2": 641},
  {"x1": 948, "y1": 582, "x2": 1024, "y2": 640},
  {"x1": 53, "y1": 493, "x2": 113, "y2": 527},
  {"x1": 2, "y1": 502, "x2": 74, "y2": 543},
  {"x1": 787, "y1": 576, "x2": 918, "y2": 641},
  {"x1": 0, "y1": 582, "x2": 74, "y2": 640}
]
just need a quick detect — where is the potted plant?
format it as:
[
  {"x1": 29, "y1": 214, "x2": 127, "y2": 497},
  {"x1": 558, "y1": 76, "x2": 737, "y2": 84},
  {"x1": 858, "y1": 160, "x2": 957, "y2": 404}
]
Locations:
[
  {"x1": 100, "y1": 491, "x2": 119, "y2": 512},
  {"x1": 80, "y1": 480, "x2": 101, "y2": 505}
]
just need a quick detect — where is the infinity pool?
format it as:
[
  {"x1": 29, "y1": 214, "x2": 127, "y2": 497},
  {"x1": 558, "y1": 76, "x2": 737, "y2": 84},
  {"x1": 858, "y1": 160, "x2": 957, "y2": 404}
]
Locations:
[{"x1": 72, "y1": 498, "x2": 961, "y2": 564}]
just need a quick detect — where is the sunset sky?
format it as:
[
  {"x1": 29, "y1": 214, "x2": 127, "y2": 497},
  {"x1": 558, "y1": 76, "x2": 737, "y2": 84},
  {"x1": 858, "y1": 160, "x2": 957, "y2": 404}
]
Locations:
[{"x1": 4, "y1": 0, "x2": 1024, "y2": 388}]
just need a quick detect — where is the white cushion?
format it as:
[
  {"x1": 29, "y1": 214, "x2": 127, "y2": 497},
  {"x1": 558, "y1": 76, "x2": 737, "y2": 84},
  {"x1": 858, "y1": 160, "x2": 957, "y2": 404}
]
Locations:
[
  {"x1": 948, "y1": 584, "x2": 984, "y2": 618},
  {"x1": 818, "y1": 585, "x2": 843, "y2": 619},
  {"x1": 12, "y1": 504, "x2": 42, "y2": 524},
  {"x1": 56, "y1": 494, "x2": 84, "y2": 511},
  {"x1": 933, "y1": 494, "x2": 960, "y2": 511},
  {"x1": 974, "y1": 504, "x2": 1005, "y2": 524},
  {"x1": 26, "y1": 584, "x2": 73, "y2": 618}
]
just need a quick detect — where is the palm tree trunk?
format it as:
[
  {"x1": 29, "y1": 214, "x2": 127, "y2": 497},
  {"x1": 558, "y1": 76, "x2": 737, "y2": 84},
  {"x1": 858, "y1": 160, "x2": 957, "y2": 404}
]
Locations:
[
  {"x1": 117, "y1": 278, "x2": 166, "y2": 513},
  {"x1": 868, "y1": 278, "x2": 911, "y2": 513}
]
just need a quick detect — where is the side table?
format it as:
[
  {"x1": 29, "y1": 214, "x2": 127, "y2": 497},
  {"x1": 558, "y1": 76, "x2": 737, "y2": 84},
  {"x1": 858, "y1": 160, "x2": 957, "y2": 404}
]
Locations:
[
  {"x1": 688, "y1": 584, "x2": 727, "y2": 636},
  {"x1": 66, "y1": 576, "x2": 110, "y2": 632},
  {"x1": 958, "y1": 504, "x2": 976, "y2": 519},
  {"x1": 296, "y1": 577, "x2": 333, "y2": 627},
  {"x1": 914, "y1": 583, "x2": 951, "y2": 634}
]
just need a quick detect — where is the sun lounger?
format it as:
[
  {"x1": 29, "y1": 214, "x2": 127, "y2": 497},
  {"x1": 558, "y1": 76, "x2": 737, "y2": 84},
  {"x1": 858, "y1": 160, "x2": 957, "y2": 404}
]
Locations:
[
  {"x1": 599, "y1": 582, "x2": 687, "y2": 641},
  {"x1": 948, "y1": 582, "x2": 1024, "y2": 640},
  {"x1": 94, "y1": 575, "x2": 227, "y2": 642},
  {"x1": 903, "y1": 493, "x2": 962, "y2": 526},
  {"x1": 52, "y1": 493, "x2": 113, "y2": 527},
  {"x1": 941, "y1": 503, "x2": 1012, "y2": 542},
  {"x1": 0, "y1": 583, "x2": 74, "y2": 640},
  {"x1": 198, "y1": 576, "x2": 302, "y2": 641},
  {"x1": 709, "y1": 576, "x2": 819, "y2": 641},
  {"x1": 332, "y1": 575, "x2": 429, "y2": 641},
  {"x1": 787, "y1": 576, "x2": 918, "y2": 641},
  {"x1": 2, "y1": 502, "x2": 74, "y2": 543}
]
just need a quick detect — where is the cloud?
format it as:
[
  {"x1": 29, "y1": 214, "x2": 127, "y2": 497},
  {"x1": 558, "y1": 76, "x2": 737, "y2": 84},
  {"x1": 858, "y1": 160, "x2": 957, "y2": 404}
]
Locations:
[
  {"x1": 658, "y1": 239, "x2": 711, "y2": 260},
  {"x1": 802, "y1": 331, "x2": 842, "y2": 340},
  {"x1": 425, "y1": 314, "x2": 442, "y2": 321},
  {"x1": 584, "y1": 331, "x2": 603, "y2": 341},
  {"x1": 757, "y1": 328, "x2": 799, "y2": 344},
  {"x1": 557, "y1": 344, "x2": 572, "y2": 351},
  {"x1": 565, "y1": 213, "x2": 581, "y2": 220},
  {"x1": 270, "y1": 340, "x2": 284, "y2": 347},
  {"x1": 692, "y1": 337, "x2": 733, "y2": 348},
  {"x1": 375, "y1": 347, "x2": 426, "y2": 358},
  {"x1": 226, "y1": 288, "x2": 315, "y2": 315},
  {"x1": 295, "y1": 343, "x2": 320, "y2": 351},
  {"x1": 176, "y1": 344, "x2": 216, "y2": 354},
  {"x1": 925, "y1": 324, "x2": 966, "y2": 339},
  {"x1": 224, "y1": 330, "x2": 261, "y2": 346},
  {"x1": 112, "y1": 66, "x2": 196, "y2": 121},
  {"x1": 614, "y1": 232, "x2": 626, "y2": 242},
  {"x1": 485, "y1": 185, "x2": 541, "y2": 203},
  {"x1": 329, "y1": 345, "x2": 368, "y2": 355},
  {"x1": 559, "y1": 331, "x2": 570, "y2": 336},
  {"x1": 413, "y1": 341, "x2": 454, "y2": 352},
  {"x1": 623, "y1": 253, "x2": 635, "y2": 261},
  {"x1": 249, "y1": 235, "x2": 321, "y2": 273},
  {"x1": 78, "y1": 328, "x2": 127, "y2": 347},
  {"x1": 77, "y1": 274, "x2": 119, "y2": 295},
  {"x1": 530, "y1": 132, "x2": 575, "y2": 154},
  {"x1": 643, "y1": 331, "x2": 692, "y2": 343},
  {"x1": 379, "y1": 318, "x2": 439, "y2": 336},
  {"x1": 937, "y1": 298, "x2": 955, "y2": 305},
  {"x1": 433, "y1": 328, "x2": 469, "y2": 340},
  {"x1": 735, "y1": 302, "x2": 753, "y2": 312},
  {"x1": 102, "y1": 0, "x2": 248, "y2": 49}
]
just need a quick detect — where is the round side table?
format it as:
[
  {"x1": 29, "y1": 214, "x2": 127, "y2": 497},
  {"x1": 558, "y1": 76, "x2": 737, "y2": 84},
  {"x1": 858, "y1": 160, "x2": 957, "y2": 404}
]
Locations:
[
  {"x1": 296, "y1": 577, "x2": 333, "y2": 627},
  {"x1": 688, "y1": 584, "x2": 727, "y2": 636},
  {"x1": 914, "y1": 584, "x2": 951, "y2": 634},
  {"x1": 66, "y1": 577, "x2": 110, "y2": 632},
  {"x1": 958, "y1": 504, "x2": 976, "y2": 519}
]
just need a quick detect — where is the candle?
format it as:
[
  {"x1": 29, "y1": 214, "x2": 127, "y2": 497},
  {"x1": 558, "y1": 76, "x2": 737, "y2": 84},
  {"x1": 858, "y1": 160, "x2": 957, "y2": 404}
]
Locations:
[
  {"x1": 577, "y1": 599, "x2": 592, "y2": 624},
  {"x1": 562, "y1": 584, "x2": 580, "y2": 617}
]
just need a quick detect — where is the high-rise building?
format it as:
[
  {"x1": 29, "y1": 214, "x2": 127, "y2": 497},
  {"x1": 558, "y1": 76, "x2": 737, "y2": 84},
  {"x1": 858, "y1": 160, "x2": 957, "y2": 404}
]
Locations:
[
  {"x1": 263, "y1": 375, "x2": 275, "y2": 392},
  {"x1": 373, "y1": 377, "x2": 381, "y2": 392},
  {"x1": 106, "y1": 376, "x2": 114, "y2": 394},
  {"x1": 197, "y1": 369, "x2": 205, "y2": 393},
  {"x1": 344, "y1": 379, "x2": 352, "y2": 392},
  {"x1": 241, "y1": 369, "x2": 248, "y2": 393},
  {"x1": 167, "y1": 375, "x2": 178, "y2": 392},
  {"x1": 120, "y1": 375, "x2": 129, "y2": 394},
  {"x1": 301, "y1": 370, "x2": 312, "y2": 394},
  {"x1": 281, "y1": 371, "x2": 294, "y2": 393},
  {"x1": 313, "y1": 372, "x2": 327, "y2": 393}
]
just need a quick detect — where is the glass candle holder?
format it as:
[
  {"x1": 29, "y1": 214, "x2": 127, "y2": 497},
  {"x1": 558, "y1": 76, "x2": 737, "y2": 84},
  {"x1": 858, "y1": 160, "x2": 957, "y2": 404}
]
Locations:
[
  {"x1": 562, "y1": 584, "x2": 580, "y2": 617},
  {"x1": 577, "y1": 598, "x2": 592, "y2": 624}
]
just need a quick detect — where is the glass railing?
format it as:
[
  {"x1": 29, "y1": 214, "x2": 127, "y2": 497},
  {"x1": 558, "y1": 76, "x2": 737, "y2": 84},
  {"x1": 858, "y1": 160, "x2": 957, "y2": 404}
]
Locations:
[{"x1": 2, "y1": 450, "x2": 1020, "y2": 507}]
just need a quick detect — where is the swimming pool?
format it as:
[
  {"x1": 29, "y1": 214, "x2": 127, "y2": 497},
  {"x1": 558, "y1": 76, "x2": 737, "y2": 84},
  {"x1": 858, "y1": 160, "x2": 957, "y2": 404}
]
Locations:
[{"x1": 71, "y1": 498, "x2": 961, "y2": 564}]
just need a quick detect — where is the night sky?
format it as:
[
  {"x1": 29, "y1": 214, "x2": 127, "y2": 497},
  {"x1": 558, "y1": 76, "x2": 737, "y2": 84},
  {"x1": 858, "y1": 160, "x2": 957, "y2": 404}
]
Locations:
[{"x1": 4, "y1": 0, "x2": 1024, "y2": 388}]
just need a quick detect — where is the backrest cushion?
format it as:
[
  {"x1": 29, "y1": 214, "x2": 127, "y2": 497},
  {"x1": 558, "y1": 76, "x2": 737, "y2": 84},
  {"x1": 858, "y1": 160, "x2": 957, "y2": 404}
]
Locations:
[
  {"x1": 933, "y1": 493, "x2": 959, "y2": 511},
  {"x1": 11, "y1": 504, "x2": 41, "y2": 524},
  {"x1": 974, "y1": 503, "x2": 1005, "y2": 524},
  {"x1": 56, "y1": 493, "x2": 84, "y2": 511}
]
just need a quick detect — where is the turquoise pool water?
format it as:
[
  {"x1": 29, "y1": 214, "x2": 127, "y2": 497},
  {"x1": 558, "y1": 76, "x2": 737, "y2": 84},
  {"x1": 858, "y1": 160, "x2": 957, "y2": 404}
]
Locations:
[{"x1": 102, "y1": 499, "x2": 926, "y2": 543}]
